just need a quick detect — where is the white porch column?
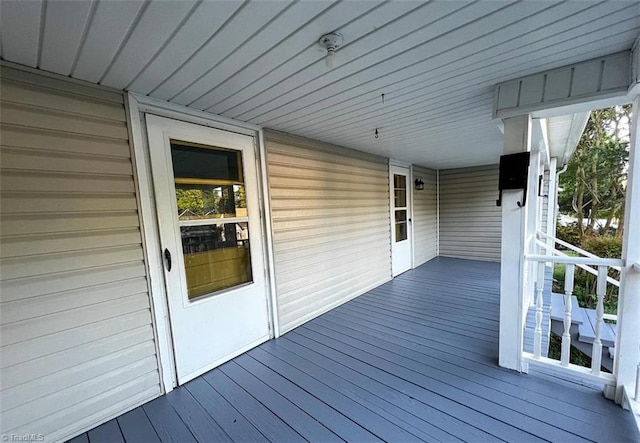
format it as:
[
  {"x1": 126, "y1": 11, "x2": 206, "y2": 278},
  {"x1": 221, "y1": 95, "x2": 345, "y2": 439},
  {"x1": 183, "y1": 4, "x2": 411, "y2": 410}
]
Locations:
[
  {"x1": 546, "y1": 158, "x2": 558, "y2": 248},
  {"x1": 613, "y1": 95, "x2": 640, "y2": 403},
  {"x1": 525, "y1": 148, "x2": 542, "y2": 309},
  {"x1": 499, "y1": 115, "x2": 532, "y2": 371}
]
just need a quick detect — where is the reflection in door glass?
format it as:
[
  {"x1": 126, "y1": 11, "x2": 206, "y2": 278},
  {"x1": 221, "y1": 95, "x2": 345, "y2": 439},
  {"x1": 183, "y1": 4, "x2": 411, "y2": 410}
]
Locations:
[
  {"x1": 181, "y1": 224, "x2": 252, "y2": 298},
  {"x1": 394, "y1": 174, "x2": 407, "y2": 207},
  {"x1": 175, "y1": 183, "x2": 246, "y2": 220},
  {"x1": 395, "y1": 209, "x2": 408, "y2": 242},
  {"x1": 170, "y1": 140, "x2": 253, "y2": 299}
]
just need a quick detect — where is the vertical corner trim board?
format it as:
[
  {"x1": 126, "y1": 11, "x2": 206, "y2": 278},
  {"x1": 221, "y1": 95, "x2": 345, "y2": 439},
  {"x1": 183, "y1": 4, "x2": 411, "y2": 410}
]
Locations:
[
  {"x1": 438, "y1": 164, "x2": 502, "y2": 262},
  {"x1": 412, "y1": 166, "x2": 437, "y2": 267},
  {"x1": 263, "y1": 130, "x2": 392, "y2": 334},
  {"x1": 0, "y1": 65, "x2": 161, "y2": 442}
]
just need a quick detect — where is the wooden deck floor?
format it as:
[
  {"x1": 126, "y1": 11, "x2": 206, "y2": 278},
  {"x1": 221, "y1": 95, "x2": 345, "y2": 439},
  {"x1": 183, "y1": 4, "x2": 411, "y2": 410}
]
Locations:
[{"x1": 71, "y1": 257, "x2": 638, "y2": 442}]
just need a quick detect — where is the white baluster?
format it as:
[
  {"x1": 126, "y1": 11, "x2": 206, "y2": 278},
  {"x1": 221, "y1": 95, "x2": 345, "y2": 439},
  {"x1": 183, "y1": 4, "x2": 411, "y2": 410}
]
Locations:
[
  {"x1": 534, "y1": 261, "x2": 545, "y2": 359},
  {"x1": 591, "y1": 266, "x2": 607, "y2": 375},
  {"x1": 561, "y1": 264, "x2": 575, "y2": 366}
]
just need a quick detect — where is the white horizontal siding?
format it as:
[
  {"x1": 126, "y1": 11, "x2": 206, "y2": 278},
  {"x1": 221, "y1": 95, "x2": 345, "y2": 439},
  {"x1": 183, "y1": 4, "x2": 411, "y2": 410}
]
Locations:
[
  {"x1": 439, "y1": 165, "x2": 502, "y2": 262},
  {"x1": 413, "y1": 166, "x2": 437, "y2": 267},
  {"x1": 0, "y1": 66, "x2": 161, "y2": 442},
  {"x1": 265, "y1": 131, "x2": 391, "y2": 334}
]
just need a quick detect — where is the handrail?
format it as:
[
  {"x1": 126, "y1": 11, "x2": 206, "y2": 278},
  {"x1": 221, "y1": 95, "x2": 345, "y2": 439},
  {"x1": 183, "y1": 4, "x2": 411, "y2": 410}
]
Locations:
[
  {"x1": 537, "y1": 230, "x2": 599, "y2": 258},
  {"x1": 537, "y1": 231, "x2": 622, "y2": 271},
  {"x1": 535, "y1": 239, "x2": 620, "y2": 288},
  {"x1": 525, "y1": 254, "x2": 624, "y2": 266}
]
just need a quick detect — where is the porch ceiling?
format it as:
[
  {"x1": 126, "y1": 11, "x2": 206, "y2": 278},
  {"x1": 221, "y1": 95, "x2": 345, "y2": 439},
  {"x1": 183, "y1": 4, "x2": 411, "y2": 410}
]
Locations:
[{"x1": 1, "y1": 0, "x2": 638, "y2": 169}]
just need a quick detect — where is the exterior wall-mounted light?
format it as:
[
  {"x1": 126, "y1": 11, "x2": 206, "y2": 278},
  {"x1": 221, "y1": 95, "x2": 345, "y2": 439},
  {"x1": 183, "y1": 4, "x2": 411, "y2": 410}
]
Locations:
[{"x1": 415, "y1": 177, "x2": 425, "y2": 190}]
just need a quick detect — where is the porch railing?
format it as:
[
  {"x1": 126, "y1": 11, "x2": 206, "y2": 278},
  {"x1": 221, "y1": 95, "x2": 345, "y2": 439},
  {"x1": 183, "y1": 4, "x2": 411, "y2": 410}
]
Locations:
[
  {"x1": 535, "y1": 230, "x2": 620, "y2": 322},
  {"x1": 523, "y1": 251, "x2": 623, "y2": 385}
]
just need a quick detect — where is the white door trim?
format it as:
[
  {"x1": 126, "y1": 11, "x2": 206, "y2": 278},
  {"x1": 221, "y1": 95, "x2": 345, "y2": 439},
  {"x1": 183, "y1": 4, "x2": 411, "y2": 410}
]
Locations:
[
  {"x1": 258, "y1": 129, "x2": 280, "y2": 338},
  {"x1": 125, "y1": 93, "x2": 279, "y2": 393},
  {"x1": 409, "y1": 164, "x2": 416, "y2": 269}
]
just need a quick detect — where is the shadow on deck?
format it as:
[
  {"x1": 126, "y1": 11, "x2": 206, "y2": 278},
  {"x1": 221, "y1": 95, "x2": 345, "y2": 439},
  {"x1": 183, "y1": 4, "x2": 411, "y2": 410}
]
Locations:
[{"x1": 71, "y1": 257, "x2": 638, "y2": 442}]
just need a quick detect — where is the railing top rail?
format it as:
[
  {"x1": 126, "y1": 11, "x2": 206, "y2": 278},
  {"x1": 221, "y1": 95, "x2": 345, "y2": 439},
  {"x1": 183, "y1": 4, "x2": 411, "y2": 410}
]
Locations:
[
  {"x1": 534, "y1": 239, "x2": 621, "y2": 287},
  {"x1": 537, "y1": 230, "x2": 599, "y2": 259},
  {"x1": 553, "y1": 249, "x2": 620, "y2": 287},
  {"x1": 536, "y1": 230, "x2": 622, "y2": 271},
  {"x1": 525, "y1": 254, "x2": 624, "y2": 266}
]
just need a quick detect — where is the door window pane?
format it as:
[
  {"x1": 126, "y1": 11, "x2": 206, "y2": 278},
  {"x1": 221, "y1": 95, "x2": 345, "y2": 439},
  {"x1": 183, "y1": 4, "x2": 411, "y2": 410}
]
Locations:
[
  {"x1": 394, "y1": 174, "x2": 407, "y2": 207},
  {"x1": 394, "y1": 189, "x2": 406, "y2": 208},
  {"x1": 170, "y1": 141, "x2": 253, "y2": 299},
  {"x1": 395, "y1": 209, "x2": 408, "y2": 242},
  {"x1": 171, "y1": 142, "x2": 243, "y2": 182},
  {"x1": 181, "y1": 224, "x2": 252, "y2": 299}
]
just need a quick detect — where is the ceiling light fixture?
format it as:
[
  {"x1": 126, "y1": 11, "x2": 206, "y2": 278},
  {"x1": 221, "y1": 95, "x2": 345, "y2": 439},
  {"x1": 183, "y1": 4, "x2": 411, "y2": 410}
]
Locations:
[{"x1": 318, "y1": 32, "x2": 343, "y2": 70}]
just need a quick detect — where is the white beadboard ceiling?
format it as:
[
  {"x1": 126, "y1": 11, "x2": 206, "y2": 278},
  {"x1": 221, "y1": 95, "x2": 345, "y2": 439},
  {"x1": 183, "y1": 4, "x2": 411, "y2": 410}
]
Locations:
[{"x1": 1, "y1": 0, "x2": 639, "y2": 169}]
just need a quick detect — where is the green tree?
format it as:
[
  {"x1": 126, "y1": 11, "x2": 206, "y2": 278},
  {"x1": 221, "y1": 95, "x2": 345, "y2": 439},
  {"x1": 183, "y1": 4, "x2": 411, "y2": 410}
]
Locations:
[
  {"x1": 558, "y1": 105, "x2": 631, "y2": 239},
  {"x1": 176, "y1": 188, "x2": 204, "y2": 218},
  {"x1": 235, "y1": 185, "x2": 246, "y2": 208}
]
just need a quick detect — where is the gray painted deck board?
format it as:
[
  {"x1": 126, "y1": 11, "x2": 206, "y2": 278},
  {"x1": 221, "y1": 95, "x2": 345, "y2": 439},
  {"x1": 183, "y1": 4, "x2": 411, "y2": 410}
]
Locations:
[
  {"x1": 142, "y1": 396, "x2": 198, "y2": 443},
  {"x1": 316, "y1": 305, "x2": 620, "y2": 418},
  {"x1": 233, "y1": 353, "x2": 380, "y2": 442},
  {"x1": 296, "y1": 322, "x2": 627, "y2": 442},
  {"x1": 219, "y1": 360, "x2": 340, "y2": 442},
  {"x1": 201, "y1": 369, "x2": 304, "y2": 442},
  {"x1": 185, "y1": 377, "x2": 266, "y2": 442},
  {"x1": 67, "y1": 434, "x2": 89, "y2": 443},
  {"x1": 257, "y1": 342, "x2": 443, "y2": 442},
  {"x1": 165, "y1": 386, "x2": 232, "y2": 443},
  {"x1": 72, "y1": 257, "x2": 638, "y2": 442},
  {"x1": 280, "y1": 332, "x2": 493, "y2": 442},
  {"x1": 116, "y1": 407, "x2": 161, "y2": 443},
  {"x1": 302, "y1": 316, "x2": 611, "y2": 426},
  {"x1": 276, "y1": 335, "x2": 463, "y2": 442},
  {"x1": 250, "y1": 347, "x2": 416, "y2": 442},
  {"x1": 87, "y1": 419, "x2": 124, "y2": 443}
]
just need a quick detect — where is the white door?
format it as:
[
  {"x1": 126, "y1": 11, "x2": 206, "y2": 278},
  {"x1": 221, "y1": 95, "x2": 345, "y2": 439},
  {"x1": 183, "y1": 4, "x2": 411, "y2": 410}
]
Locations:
[
  {"x1": 390, "y1": 165, "x2": 412, "y2": 276},
  {"x1": 146, "y1": 115, "x2": 270, "y2": 385}
]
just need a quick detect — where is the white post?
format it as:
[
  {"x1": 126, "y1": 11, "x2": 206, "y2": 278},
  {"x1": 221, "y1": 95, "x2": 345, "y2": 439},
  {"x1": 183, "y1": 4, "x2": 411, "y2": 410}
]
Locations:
[
  {"x1": 499, "y1": 115, "x2": 532, "y2": 371},
  {"x1": 525, "y1": 150, "x2": 542, "y2": 309},
  {"x1": 534, "y1": 261, "x2": 546, "y2": 359},
  {"x1": 561, "y1": 264, "x2": 575, "y2": 366},
  {"x1": 613, "y1": 95, "x2": 640, "y2": 403},
  {"x1": 591, "y1": 266, "x2": 607, "y2": 375},
  {"x1": 636, "y1": 349, "x2": 640, "y2": 401},
  {"x1": 546, "y1": 158, "x2": 558, "y2": 254}
]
